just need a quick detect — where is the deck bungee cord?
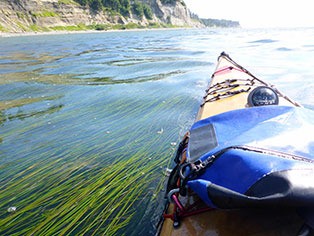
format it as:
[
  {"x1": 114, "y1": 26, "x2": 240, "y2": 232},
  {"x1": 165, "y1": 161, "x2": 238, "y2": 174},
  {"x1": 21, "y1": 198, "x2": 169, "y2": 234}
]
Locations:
[{"x1": 201, "y1": 78, "x2": 254, "y2": 105}]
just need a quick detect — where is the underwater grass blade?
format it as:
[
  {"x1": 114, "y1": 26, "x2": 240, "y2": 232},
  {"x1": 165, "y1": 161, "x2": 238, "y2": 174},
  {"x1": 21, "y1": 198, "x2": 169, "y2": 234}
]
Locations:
[{"x1": 0, "y1": 63, "x2": 195, "y2": 236}]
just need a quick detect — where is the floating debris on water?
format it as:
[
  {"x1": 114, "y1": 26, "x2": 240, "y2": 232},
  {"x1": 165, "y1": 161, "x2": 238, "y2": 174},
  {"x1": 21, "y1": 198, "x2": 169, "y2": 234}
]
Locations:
[
  {"x1": 7, "y1": 206, "x2": 17, "y2": 213},
  {"x1": 165, "y1": 168, "x2": 172, "y2": 176},
  {"x1": 157, "y1": 128, "x2": 164, "y2": 134},
  {"x1": 170, "y1": 142, "x2": 177, "y2": 146}
]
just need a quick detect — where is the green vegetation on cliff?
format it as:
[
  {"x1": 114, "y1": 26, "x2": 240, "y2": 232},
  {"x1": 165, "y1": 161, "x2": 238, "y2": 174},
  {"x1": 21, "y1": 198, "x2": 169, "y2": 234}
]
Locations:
[{"x1": 74, "y1": 0, "x2": 153, "y2": 19}]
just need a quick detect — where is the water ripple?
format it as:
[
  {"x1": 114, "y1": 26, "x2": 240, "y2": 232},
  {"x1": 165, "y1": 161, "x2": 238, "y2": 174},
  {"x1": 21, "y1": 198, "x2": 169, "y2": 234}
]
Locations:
[
  {"x1": 276, "y1": 47, "x2": 293, "y2": 51},
  {"x1": 0, "y1": 28, "x2": 313, "y2": 236},
  {"x1": 248, "y1": 39, "x2": 278, "y2": 44}
]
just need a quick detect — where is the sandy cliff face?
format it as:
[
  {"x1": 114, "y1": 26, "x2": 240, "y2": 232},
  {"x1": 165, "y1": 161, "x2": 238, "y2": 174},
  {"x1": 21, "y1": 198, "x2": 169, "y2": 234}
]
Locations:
[
  {"x1": 0, "y1": 0, "x2": 202, "y2": 33},
  {"x1": 144, "y1": 0, "x2": 199, "y2": 26}
]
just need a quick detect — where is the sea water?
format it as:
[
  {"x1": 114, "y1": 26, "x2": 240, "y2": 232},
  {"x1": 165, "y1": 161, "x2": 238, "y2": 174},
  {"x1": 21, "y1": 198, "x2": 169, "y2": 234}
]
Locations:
[{"x1": 0, "y1": 28, "x2": 313, "y2": 235}]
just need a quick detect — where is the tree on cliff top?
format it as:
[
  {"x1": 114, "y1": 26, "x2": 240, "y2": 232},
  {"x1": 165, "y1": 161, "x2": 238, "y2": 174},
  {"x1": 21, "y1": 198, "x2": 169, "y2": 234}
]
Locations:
[
  {"x1": 160, "y1": 0, "x2": 178, "y2": 5},
  {"x1": 90, "y1": 0, "x2": 102, "y2": 11},
  {"x1": 74, "y1": 0, "x2": 152, "y2": 19}
]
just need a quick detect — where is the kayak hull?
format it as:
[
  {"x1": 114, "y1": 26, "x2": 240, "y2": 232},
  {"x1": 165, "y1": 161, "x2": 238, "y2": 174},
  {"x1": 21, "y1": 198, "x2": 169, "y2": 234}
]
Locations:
[
  {"x1": 158, "y1": 52, "x2": 311, "y2": 236},
  {"x1": 160, "y1": 208, "x2": 303, "y2": 236}
]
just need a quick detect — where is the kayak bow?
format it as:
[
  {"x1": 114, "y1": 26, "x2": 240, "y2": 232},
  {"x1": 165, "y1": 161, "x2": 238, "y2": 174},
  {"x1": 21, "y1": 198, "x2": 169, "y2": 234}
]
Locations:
[{"x1": 158, "y1": 52, "x2": 314, "y2": 236}]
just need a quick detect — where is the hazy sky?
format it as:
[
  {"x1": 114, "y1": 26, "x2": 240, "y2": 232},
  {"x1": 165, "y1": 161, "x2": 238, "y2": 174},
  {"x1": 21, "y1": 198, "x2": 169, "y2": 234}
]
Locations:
[{"x1": 184, "y1": 0, "x2": 314, "y2": 28}]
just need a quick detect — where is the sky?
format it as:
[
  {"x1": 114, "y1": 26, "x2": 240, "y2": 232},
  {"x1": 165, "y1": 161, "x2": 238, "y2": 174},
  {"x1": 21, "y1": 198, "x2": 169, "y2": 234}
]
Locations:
[{"x1": 184, "y1": 0, "x2": 314, "y2": 28}]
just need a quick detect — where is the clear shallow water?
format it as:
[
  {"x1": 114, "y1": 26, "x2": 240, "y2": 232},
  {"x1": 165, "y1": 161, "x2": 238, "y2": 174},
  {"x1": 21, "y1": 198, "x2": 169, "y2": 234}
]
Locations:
[{"x1": 0, "y1": 28, "x2": 314, "y2": 235}]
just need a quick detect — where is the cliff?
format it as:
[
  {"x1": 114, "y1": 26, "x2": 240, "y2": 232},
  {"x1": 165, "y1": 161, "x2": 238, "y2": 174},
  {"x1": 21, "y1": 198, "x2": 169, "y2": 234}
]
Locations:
[{"x1": 0, "y1": 0, "x2": 203, "y2": 33}]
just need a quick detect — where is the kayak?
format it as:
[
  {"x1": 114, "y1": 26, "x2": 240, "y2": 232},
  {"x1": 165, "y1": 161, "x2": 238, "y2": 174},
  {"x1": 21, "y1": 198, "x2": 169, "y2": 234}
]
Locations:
[{"x1": 158, "y1": 52, "x2": 314, "y2": 236}]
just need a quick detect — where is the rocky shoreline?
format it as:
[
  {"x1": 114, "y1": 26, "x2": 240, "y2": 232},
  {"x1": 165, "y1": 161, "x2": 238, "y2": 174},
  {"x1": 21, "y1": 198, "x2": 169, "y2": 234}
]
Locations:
[{"x1": 0, "y1": 26, "x2": 191, "y2": 38}]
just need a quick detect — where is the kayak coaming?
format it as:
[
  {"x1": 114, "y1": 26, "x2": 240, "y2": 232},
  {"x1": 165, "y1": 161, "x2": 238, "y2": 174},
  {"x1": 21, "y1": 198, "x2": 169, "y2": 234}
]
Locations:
[{"x1": 158, "y1": 52, "x2": 308, "y2": 235}]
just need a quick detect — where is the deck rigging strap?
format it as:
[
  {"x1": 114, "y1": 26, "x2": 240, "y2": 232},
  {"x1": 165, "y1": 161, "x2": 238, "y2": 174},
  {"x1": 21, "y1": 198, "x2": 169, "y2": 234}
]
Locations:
[
  {"x1": 212, "y1": 66, "x2": 244, "y2": 76},
  {"x1": 201, "y1": 78, "x2": 254, "y2": 106},
  {"x1": 163, "y1": 133, "x2": 213, "y2": 226}
]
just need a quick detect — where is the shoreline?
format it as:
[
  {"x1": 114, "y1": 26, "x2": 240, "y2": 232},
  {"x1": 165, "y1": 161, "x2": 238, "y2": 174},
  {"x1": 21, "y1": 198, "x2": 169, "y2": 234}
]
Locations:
[{"x1": 0, "y1": 27, "x2": 197, "y2": 38}]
